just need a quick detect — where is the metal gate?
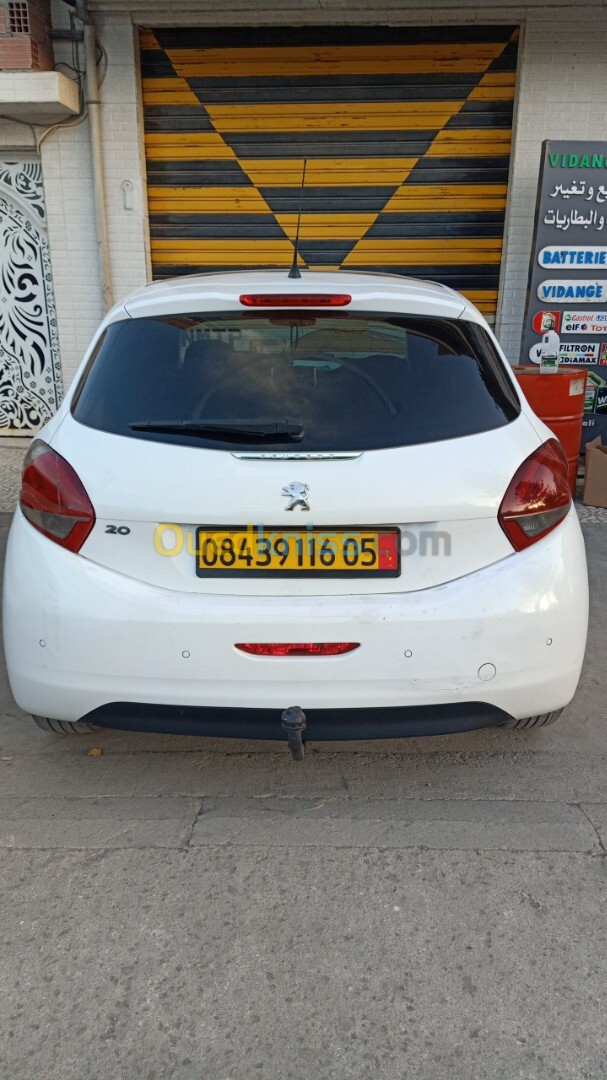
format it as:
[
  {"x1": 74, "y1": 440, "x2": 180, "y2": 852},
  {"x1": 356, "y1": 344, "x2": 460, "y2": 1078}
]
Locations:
[
  {"x1": 140, "y1": 25, "x2": 519, "y2": 321},
  {"x1": 0, "y1": 161, "x2": 62, "y2": 433}
]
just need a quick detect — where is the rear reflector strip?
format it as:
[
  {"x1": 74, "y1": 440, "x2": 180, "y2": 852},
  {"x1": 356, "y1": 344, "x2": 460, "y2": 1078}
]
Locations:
[
  {"x1": 235, "y1": 642, "x2": 360, "y2": 657},
  {"x1": 239, "y1": 293, "x2": 352, "y2": 307}
]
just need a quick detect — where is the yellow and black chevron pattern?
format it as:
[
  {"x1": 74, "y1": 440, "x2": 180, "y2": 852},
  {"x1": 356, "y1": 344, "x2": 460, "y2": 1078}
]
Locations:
[{"x1": 141, "y1": 26, "x2": 518, "y2": 319}]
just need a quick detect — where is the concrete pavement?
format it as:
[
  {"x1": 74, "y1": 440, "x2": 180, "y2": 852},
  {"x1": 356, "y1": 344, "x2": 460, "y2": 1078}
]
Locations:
[{"x1": 1, "y1": 511, "x2": 607, "y2": 1079}]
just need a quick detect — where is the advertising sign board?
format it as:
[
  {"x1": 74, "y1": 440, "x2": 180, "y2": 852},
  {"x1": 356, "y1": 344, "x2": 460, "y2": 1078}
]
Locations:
[{"x1": 521, "y1": 141, "x2": 607, "y2": 443}]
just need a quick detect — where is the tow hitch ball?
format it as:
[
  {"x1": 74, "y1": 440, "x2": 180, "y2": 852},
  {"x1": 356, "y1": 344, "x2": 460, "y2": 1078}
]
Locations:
[{"x1": 281, "y1": 706, "x2": 307, "y2": 761}]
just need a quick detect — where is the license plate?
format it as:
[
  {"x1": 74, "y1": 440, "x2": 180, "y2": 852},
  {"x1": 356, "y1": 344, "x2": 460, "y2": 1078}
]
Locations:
[{"x1": 195, "y1": 527, "x2": 400, "y2": 577}]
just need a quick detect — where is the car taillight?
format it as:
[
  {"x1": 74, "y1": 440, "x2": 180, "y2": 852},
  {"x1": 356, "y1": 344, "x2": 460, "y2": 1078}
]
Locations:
[
  {"x1": 498, "y1": 438, "x2": 571, "y2": 551},
  {"x1": 20, "y1": 441, "x2": 95, "y2": 553},
  {"x1": 239, "y1": 293, "x2": 351, "y2": 307}
]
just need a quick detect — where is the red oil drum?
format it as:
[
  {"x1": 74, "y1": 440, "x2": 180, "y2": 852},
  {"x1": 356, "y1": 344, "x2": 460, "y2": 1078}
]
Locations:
[{"x1": 513, "y1": 367, "x2": 587, "y2": 495}]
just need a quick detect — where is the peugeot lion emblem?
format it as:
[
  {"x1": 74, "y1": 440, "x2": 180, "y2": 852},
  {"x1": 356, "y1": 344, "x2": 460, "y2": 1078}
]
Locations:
[{"x1": 282, "y1": 482, "x2": 310, "y2": 511}]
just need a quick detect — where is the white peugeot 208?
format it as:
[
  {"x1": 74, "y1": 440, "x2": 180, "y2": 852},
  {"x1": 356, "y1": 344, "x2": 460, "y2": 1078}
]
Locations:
[{"x1": 3, "y1": 271, "x2": 588, "y2": 758}]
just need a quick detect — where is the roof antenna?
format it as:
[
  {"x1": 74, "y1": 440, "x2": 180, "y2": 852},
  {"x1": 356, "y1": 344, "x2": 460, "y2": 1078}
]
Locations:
[{"x1": 288, "y1": 158, "x2": 307, "y2": 279}]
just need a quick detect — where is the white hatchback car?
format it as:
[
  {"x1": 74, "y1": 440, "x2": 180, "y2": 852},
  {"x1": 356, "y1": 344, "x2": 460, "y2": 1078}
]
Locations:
[{"x1": 3, "y1": 271, "x2": 588, "y2": 758}]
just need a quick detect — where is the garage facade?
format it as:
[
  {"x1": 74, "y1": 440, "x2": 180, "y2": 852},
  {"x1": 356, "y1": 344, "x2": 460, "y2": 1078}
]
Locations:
[
  {"x1": 140, "y1": 25, "x2": 518, "y2": 322},
  {"x1": 4, "y1": 1, "x2": 606, "y2": 397}
]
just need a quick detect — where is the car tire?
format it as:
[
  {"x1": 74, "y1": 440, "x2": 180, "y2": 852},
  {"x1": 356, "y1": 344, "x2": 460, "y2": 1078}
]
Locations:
[
  {"x1": 508, "y1": 709, "x2": 564, "y2": 730},
  {"x1": 32, "y1": 715, "x2": 97, "y2": 735}
]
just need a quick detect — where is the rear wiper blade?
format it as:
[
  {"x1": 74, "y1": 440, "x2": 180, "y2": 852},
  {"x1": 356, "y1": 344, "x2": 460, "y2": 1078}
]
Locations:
[{"x1": 129, "y1": 418, "x2": 304, "y2": 441}]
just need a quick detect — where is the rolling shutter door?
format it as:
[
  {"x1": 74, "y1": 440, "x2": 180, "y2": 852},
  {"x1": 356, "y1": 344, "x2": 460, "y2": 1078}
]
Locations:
[{"x1": 141, "y1": 26, "x2": 518, "y2": 321}]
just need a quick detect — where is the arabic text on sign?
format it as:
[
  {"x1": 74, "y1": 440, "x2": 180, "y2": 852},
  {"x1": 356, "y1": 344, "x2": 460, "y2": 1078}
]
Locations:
[
  {"x1": 549, "y1": 182, "x2": 607, "y2": 202},
  {"x1": 543, "y1": 208, "x2": 606, "y2": 231}
]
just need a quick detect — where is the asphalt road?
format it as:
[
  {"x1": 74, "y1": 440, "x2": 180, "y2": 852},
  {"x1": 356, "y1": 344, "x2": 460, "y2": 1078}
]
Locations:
[{"x1": 1, "y1": 512, "x2": 606, "y2": 1080}]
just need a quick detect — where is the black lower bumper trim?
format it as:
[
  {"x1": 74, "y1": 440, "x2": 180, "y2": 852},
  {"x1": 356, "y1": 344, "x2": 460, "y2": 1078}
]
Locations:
[{"x1": 82, "y1": 701, "x2": 513, "y2": 740}]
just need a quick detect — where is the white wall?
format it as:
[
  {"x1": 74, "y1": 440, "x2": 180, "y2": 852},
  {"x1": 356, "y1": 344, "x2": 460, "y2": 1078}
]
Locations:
[
  {"x1": 95, "y1": 14, "x2": 150, "y2": 306},
  {"x1": 0, "y1": 0, "x2": 102, "y2": 389},
  {"x1": 4, "y1": 0, "x2": 607, "y2": 385},
  {"x1": 0, "y1": 4, "x2": 149, "y2": 388}
]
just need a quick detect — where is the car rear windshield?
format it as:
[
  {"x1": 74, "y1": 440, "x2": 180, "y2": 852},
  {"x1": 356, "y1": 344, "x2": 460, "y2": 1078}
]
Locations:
[{"x1": 71, "y1": 312, "x2": 520, "y2": 452}]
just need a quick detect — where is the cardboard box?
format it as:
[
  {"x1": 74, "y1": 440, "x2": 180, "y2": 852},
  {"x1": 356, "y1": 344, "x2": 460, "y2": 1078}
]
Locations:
[{"x1": 583, "y1": 436, "x2": 607, "y2": 508}]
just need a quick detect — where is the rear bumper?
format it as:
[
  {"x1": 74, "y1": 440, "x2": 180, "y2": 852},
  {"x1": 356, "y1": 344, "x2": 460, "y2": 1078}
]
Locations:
[
  {"x1": 84, "y1": 701, "x2": 512, "y2": 739},
  {"x1": 3, "y1": 508, "x2": 589, "y2": 731}
]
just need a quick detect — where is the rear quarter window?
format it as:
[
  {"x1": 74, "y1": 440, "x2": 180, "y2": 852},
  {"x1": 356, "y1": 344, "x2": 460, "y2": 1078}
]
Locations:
[{"x1": 71, "y1": 312, "x2": 520, "y2": 452}]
